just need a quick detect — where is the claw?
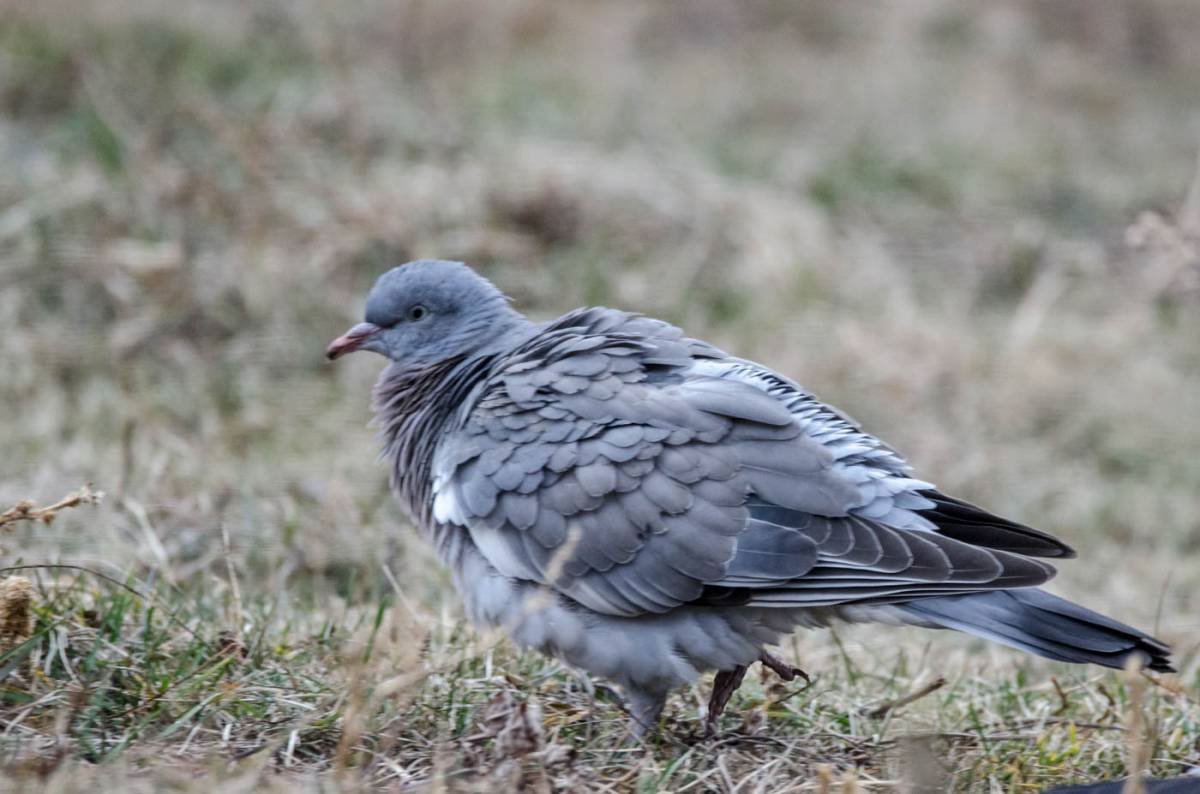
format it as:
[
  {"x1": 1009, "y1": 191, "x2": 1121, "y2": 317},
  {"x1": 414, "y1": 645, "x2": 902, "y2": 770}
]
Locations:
[
  {"x1": 759, "y1": 650, "x2": 810, "y2": 684},
  {"x1": 704, "y1": 652, "x2": 809, "y2": 736}
]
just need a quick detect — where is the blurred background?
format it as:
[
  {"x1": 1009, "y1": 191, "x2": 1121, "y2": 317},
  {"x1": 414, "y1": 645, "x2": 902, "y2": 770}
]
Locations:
[{"x1": 2, "y1": 0, "x2": 1199, "y2": 788}]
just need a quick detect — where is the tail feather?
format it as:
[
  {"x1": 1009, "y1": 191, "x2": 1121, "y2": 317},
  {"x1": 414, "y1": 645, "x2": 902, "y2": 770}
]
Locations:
[{"x1": 898, "y1": 588, "x2": 1174, "y2": 673}]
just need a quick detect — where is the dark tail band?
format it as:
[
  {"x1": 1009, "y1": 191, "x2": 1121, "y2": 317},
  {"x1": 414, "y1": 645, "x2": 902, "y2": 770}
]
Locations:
[{"x1": 898, "y1": 587, "x2": 1173, "y2": 673}]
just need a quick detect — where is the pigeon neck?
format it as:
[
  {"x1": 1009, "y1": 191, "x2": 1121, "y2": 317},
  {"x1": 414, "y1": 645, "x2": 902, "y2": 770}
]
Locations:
[
  {"x1": 468, "y1": 307, "x2": 533, "y2": 357},
  {"x1": 372, "y1": 353, "x2": 496, "y2": 528}
]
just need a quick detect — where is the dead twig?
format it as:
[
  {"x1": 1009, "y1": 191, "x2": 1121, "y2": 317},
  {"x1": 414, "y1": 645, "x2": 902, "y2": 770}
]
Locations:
[
  {"x1": 1051, "y1": 676, "x2": 1071, "y2": 716},
  {"x1": 865, "y1": 676, "x2": 947, "y2": 719},
  {"x1": 220, "y1": 521, "x2": 244, "y2": 642},
  {"x1": 0, "y1": 485, "x2": 104, "y2": 530}
]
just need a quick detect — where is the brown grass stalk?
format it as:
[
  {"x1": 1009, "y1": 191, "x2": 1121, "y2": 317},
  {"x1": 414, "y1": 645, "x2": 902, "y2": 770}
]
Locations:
[{"x1": 0, "y1": 485, "x2": 104, "y2": 530}]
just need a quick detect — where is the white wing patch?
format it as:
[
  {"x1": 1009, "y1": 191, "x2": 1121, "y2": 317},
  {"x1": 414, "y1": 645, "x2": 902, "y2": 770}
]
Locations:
[{"x1": 432, "y1": 478, "x2": 470, "y2": 526}]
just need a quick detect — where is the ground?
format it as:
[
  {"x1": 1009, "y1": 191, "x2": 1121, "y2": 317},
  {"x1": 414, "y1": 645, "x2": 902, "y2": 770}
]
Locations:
[{"x1": 1, "y1": 1, "x2": 1199, "y2": 791}]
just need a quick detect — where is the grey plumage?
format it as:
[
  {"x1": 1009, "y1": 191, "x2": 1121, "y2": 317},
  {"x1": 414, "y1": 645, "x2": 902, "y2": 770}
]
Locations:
[
  {"x1": 897, "y1": 589, "x2": 1172, "y2": 670},
  {"x1": 328, "y1": 259, "x2": 1174, "y2": 734}
]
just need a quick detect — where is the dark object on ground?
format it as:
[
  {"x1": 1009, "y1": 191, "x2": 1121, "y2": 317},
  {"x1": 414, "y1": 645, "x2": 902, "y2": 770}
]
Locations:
[
  {"x1": 328, "y1": 259, "x2": 1173, "y2": 735},
  {"x1": 1044, "y1": 774, "x2": 1200, "y2": 793}
]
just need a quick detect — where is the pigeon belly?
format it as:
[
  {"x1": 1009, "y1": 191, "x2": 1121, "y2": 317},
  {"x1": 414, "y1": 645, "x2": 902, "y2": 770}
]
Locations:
[{"x1": 444, "y1": 528, "x2": 810, "y2": 701}]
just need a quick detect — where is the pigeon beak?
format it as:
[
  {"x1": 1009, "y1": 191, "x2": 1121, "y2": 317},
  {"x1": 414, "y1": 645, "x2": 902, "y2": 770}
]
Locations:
[{"x1": 326, "y1": 322, "x2": 382, "y2": 360}]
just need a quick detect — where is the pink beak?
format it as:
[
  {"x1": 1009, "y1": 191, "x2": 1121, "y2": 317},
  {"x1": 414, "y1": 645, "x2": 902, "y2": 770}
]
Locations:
[{"x1": 326, "y1": 322, "x2": 381, "y2": 360}]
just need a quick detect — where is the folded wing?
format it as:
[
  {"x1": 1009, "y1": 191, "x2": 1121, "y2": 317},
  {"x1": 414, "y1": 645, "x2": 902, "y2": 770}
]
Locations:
[{"x1": 432, "y1": 308, "x2": 1065, "y2": 618}]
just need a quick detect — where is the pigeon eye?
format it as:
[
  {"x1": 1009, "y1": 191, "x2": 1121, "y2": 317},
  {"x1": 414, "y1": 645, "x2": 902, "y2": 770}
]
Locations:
[{"x1": 407, "y1": 304, "x2": 429, "y2": 321}]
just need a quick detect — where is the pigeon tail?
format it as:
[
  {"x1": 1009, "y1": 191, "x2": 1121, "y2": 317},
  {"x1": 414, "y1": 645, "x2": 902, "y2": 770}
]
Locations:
[{"x1": 897, "y1": 587, "x2": 1174, "y2": 673}]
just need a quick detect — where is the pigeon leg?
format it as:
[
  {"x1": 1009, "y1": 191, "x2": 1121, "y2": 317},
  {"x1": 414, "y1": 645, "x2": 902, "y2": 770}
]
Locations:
[
  {"x1": 625, "y1": 688, "x2": 667, "y2": 739},
  {"x1": 758, "y1": 650, "x2": 809, "y2": 684},
  {"x1": 705, "y1": 665, "x2": 749, "y2": 737}
]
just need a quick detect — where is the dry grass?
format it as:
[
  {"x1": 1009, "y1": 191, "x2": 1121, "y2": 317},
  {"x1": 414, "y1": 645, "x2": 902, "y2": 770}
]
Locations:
[
  {"x1": 0, "y1": 485, "x2": 103, "y2": 530},
  {"x1": 1, "y1": 0, "x2": 1199, "y2": 790}
]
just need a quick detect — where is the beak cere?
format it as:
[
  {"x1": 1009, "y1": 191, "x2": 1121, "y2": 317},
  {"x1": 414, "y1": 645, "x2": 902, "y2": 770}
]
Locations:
[{"x1": 326, "y1": 322, "x2": 382, "y2": 360}]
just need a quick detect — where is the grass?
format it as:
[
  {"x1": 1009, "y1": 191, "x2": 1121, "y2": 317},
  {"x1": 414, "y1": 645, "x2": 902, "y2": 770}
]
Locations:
[
  {"x1": 2, "y1": 0, "x2": 1200, "y2": 790},
  {"x1": 1, "y1": 537, "x2": 1195, "y2": 791}
]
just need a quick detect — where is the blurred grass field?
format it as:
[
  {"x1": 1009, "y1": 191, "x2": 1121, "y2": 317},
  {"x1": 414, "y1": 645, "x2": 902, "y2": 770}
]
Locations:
[{"x1": 2, "y1": 0, "x2": 1200, "y2": 790}]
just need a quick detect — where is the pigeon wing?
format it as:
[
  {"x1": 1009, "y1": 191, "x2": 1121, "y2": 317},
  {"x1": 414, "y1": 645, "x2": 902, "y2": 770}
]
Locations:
[
  {"x1": 432, "y1": 309, "x2": 862, "y2": 616},
  {"x1": 433, "y1": 308, "x2": 1057, "y2": 617}
]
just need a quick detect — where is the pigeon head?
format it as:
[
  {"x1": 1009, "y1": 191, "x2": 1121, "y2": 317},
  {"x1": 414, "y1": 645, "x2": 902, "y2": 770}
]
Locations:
[{"x1": 326, "y1": 260, "x2": 522, "y2": 365}]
